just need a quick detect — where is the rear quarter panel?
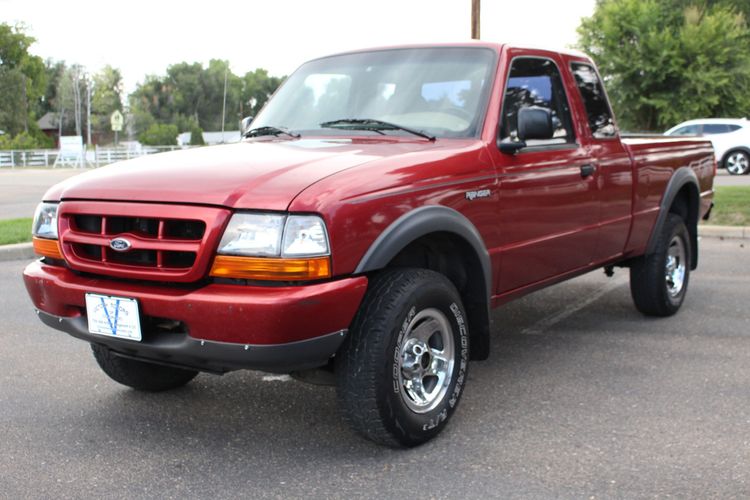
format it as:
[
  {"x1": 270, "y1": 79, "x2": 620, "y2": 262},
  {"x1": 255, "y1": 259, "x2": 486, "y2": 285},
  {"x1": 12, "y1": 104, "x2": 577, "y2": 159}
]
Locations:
[{"x1": 621, "y1": 136, "x2": 714, "y2": 254}]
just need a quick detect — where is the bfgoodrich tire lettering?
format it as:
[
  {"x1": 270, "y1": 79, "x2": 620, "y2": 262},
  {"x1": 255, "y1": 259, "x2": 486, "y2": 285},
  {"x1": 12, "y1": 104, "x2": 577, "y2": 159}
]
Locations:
[
  {"x1": 336, "y1": 268, "x2": 469, "y2": 447},
  {"x1": 630, "y1": 213, "x2": 691, "y2": 317}
]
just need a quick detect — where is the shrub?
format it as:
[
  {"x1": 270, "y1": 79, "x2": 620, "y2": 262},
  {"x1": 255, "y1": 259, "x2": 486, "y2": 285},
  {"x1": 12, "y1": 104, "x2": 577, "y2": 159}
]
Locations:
[{"x1": 138, "y1": 123, "x2": 179, "y2": 146}]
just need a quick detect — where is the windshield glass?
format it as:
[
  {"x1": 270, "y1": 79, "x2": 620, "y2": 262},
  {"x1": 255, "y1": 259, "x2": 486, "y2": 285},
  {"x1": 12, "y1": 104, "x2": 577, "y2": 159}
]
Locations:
[{"x1": 252, "y1": 47, "x2": 497, "y2": 139}]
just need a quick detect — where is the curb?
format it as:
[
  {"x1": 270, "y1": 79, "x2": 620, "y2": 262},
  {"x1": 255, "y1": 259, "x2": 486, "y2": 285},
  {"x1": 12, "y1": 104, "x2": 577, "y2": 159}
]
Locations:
[
  {"x1": 0, "y1": 242, "x2": 35, "y2": 262},
  {"x1": 699, "y1": 225, "x2": 749, "y2": 240}
]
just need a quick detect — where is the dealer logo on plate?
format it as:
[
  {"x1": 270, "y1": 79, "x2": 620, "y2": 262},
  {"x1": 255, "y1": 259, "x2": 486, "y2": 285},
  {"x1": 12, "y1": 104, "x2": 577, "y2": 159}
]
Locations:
[{"x1": 110, "y1": 238, "x2": 132, "y2": 252}]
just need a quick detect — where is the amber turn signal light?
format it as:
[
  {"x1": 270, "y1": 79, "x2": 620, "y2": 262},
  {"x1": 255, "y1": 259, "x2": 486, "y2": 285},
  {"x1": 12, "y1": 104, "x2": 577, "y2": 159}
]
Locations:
[
  {"x1": 32, "y1": 237, "x2": 64, "y2": 260},
  {"x1": 209, "y1": 255, "x2": 331, "y2": 281}
]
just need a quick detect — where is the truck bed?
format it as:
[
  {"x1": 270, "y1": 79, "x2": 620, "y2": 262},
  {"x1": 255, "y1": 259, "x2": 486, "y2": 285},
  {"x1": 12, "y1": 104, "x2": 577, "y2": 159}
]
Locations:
[{"x1": 621, "y1": 135, "x2": 715, "y2": 255}]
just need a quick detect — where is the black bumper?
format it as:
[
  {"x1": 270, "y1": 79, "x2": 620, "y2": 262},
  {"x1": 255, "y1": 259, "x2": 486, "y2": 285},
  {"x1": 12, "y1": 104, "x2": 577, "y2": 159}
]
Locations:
[{"x1": 36, "y1": 310, "x2": 346, "y2": 374}]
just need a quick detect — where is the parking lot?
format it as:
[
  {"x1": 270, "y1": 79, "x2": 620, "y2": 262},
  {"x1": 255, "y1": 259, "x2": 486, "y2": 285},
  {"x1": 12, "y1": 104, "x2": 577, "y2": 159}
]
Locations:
[{"x1": 1, "y1": 237, "x2": 747, "y2": 498}]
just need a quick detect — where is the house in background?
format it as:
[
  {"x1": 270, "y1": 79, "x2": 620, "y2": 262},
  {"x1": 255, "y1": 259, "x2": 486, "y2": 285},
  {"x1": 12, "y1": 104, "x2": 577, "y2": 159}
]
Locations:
[{"x1": 37, "y1": 112, "x2": 60, "y2": 147}]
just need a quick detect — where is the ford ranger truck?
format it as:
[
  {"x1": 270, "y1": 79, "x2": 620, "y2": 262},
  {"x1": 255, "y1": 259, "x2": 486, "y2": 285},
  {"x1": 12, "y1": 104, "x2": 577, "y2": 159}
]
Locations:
[{"x1": 23, "y1": 44, "x2": 715, "y2": 447}]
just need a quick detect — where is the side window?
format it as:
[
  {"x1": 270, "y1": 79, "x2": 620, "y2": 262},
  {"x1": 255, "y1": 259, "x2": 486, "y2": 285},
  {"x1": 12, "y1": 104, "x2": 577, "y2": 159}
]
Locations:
[
  {"x1": 570, "y1": 63, "x2": 616, "y2": 138},
  {"x1": 727, "y1": 124, "x2": 742, "y2": 132},
  {"x1": 702, "y1": 124, "x2": 731, "y2": 135},
  {"x1": 500, "y1": 58, "x2": 575, "y2": 145},
  {"x1": 671, "y1": 125, "x2": 701, "y2": 135}
]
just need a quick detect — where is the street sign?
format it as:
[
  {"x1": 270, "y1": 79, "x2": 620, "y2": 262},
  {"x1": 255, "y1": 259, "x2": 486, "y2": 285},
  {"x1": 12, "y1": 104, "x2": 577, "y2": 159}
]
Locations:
[{"x1": 110, "y1": 111, "x2": 124, "y2": 132}]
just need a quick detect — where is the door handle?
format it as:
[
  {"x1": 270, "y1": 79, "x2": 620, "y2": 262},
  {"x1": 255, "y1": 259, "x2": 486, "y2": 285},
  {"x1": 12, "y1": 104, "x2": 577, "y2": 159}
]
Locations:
[{"x1": 580, "y1": 164, "x2": 596, "y2": 178}]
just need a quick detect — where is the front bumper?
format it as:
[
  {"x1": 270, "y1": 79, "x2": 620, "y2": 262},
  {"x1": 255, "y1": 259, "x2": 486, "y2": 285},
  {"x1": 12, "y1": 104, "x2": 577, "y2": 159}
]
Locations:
[{"x1": 23, "y1": 260, "x2": 368, "y2": 373}]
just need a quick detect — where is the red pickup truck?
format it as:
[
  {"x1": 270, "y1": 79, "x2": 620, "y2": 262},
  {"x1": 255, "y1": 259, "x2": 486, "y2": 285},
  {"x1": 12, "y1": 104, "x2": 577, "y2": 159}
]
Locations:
[{"x1": 24, "y1": 43, "x2": 715, "y2": 447}]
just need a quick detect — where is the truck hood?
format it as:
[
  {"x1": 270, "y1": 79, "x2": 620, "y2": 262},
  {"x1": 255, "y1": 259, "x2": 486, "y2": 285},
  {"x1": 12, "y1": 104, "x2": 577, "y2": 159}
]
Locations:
[{"x1": 45, "y1": 138, "x2": 448, "y2": 211}]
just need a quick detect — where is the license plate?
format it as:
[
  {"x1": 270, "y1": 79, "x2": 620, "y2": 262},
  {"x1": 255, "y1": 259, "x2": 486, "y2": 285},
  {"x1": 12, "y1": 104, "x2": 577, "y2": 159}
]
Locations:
[{"x1": 85, "y1": 293, "x2": 142, "y2": 341}]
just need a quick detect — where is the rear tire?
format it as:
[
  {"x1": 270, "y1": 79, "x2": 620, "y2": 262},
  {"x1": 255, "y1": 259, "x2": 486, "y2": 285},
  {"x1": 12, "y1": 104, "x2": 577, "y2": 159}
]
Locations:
[
  {"x1": 630, "y1": 214, "x2": 691, "y2": 317},
  {"x1": 336, "y1": 268, "x2": 470, "y2": 447},
  {"x1": 91, "y1": 344, "x2": 198, "y2": 392}
]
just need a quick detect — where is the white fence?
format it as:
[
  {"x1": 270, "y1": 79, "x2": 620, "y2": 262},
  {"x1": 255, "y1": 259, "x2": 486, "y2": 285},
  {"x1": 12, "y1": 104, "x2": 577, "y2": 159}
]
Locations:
[{"x1": 0, "y1": 145, "x2": 190, "y2": 169}]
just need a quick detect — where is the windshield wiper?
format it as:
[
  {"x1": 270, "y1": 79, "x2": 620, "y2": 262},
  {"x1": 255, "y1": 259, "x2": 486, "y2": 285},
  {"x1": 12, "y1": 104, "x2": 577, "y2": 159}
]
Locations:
[
  {"x1": 320, "y1": 119, "x2": 436, "y2": 141},
  {"x1": 244, "y1": 126, "x2": 300, "y2": 139}
]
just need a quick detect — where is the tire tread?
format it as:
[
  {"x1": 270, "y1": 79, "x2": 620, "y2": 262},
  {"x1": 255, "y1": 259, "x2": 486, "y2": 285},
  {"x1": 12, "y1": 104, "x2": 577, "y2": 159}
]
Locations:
[{"x1": 336, "y1": 268, "x2": 460, "y2": 447}]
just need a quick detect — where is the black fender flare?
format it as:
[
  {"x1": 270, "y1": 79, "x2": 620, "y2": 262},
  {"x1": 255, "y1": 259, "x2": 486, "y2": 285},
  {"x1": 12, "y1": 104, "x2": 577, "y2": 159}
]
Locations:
[
  {"x1": 355, "y1": 205, "x2": 492, "y2": 298},
  {"x1": 645, "y1": 167, "x2": 700, "y2": 269},
  {"x1": 354, "y1": 205, "x2": 493, "y2": 360}
]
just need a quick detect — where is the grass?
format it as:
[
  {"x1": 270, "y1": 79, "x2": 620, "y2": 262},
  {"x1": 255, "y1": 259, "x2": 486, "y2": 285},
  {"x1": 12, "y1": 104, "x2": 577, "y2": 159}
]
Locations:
[
  {"x1": 708, "y1": 186, "x2": 750, "y2": 226},
  {"x1": 0, "y1": 217, "x2": 33, "y2": 245}
]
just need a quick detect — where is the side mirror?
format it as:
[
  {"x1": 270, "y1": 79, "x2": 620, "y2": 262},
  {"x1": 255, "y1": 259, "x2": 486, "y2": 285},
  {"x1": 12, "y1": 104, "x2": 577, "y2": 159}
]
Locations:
[
  {"x1": 518, "y1": 106, "x2": 553, "y2": 141},
  {"x1": 240, "y1": 116, "x2": 254, "y2": 136},
  {"x1": 498, "y1": 107, "x2": 554, "y2": 154}
]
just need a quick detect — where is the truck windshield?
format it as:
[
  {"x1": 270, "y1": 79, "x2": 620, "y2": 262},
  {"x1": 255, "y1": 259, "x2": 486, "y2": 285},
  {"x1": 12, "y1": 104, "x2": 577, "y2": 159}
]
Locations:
[{"x1": 252, "y1": 47, "x2": 497, "y2": 139}]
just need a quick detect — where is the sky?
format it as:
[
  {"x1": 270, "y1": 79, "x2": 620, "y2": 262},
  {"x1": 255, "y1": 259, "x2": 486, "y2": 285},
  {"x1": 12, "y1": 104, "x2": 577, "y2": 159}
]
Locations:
[{"x1": 1, "y1": 0, "x2": 596, "y2": 92}]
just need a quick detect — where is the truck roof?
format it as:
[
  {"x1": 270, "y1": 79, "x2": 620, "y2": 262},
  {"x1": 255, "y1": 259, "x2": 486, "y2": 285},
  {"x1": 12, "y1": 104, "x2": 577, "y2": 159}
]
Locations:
[{"x1": 310, "y1": 42, "x2": 590, "y2": 63}]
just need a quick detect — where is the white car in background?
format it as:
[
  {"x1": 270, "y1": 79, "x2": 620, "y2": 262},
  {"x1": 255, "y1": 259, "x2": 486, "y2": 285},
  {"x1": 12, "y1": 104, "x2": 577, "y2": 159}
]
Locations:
[{"x1": 665, "y1": 118, "x2": 750, "y2": 175}]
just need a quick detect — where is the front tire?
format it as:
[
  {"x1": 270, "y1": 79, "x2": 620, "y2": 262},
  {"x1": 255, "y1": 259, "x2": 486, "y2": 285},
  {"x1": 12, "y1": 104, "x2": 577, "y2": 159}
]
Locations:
[
  {"x1": 725, "y1": 150, "x2": 750, "y2": 175},
  {"x1": 91, "y1": 344, "x2": 198, "y2": 392},
  {"x1": 630, "y1": 214, "x2": 691, "y2": 317},
  {"x1": 336, "y1": 268, "x2": 470, "y2": 447}
]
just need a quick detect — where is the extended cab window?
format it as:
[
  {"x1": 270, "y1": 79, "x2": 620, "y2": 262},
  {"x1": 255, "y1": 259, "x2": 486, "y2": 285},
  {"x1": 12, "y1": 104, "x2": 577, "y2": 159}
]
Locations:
[
  {"x1": 500, "y1": 58, "x2": 575, "y2": 146},
  {"x1": 571, "y1": 63, "x2": 616, "y2": 138}
]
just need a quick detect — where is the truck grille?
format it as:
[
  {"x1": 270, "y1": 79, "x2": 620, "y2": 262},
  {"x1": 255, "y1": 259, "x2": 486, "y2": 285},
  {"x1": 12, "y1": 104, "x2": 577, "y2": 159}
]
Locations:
[{"x1": 58, "y1": 201, "x2": 231, "y2": 282}]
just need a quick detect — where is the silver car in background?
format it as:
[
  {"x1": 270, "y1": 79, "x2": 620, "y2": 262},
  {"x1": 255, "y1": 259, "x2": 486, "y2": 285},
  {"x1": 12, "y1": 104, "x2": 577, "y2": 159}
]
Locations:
[{"x1": 666, "y1": 118, "x2": 750, "y2": 175}]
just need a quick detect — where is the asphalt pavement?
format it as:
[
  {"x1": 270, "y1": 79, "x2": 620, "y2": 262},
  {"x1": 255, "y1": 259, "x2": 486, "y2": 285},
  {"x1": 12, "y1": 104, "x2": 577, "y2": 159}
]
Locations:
[
  {"x1": 1, "y1": 238, "x2": 748, "y2": 498},
  {"x1": 0, "y1": 168, "x2": 82, "y2": 219}
]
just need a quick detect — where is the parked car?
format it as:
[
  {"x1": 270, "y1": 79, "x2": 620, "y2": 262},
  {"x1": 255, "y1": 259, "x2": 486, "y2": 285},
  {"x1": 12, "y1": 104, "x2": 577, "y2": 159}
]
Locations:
[
  {"x1": 665, "y1": 118, "x2": 750, "y2": 175},
  {"x1": 24, "y1": 43, "x2": 715, "y2": 447}
]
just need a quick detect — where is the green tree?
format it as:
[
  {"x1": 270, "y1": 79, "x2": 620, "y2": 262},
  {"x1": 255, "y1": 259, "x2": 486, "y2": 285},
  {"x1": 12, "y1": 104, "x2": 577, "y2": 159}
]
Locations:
[
  {"x1": 577, "y1": 0, "x2": 750, "y2": 131},
  {"x1": 91, "y1": 65, "x2": 124, "y2": 143},
  {"x1": 189, "y1": 124, "x2": 205, "y2": 145},
  {"x1": 32, "y1": 59, "x2": 65, "y2": 119},
  {"x1": 0, "y1": 23, "x2": 47, "y2": 136},
  {"x1": 242, "y1": 68, "x2": 284, "y2": 117},
  {"x1": 138, "y1": 123, "x2": 178, "y2": 145},
  {"x1": 0, "y1": 130, "x2": 52, "y2": 149},
  {"x1": 129, "y1": 62, "x2": 283, "y2": 136}
]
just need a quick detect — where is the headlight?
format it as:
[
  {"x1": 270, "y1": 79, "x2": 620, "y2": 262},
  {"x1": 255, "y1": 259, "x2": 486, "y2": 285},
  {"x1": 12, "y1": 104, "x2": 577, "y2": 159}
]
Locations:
[
  {"x1": 216, "y1": 213, "x2": 285, "y2": 257},
  {"x1": 211, "y1": 213, "x2": 331, "y2": 281},
  {"x1": 31, "y1": 202, "x2": 63, "y2": 260},
  {"x1": 32, "y1": 202, "x2": 59, "y2": 239},
  {"x1": 281, "y1": 215, "x2": 330, "y2": 257}
]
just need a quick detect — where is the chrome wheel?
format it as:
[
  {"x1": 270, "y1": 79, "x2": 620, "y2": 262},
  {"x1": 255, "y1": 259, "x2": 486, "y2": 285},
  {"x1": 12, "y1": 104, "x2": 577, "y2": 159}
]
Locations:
[
  {"x1": 398, "y1": 308, "x2": 455, "y2": 414},
  {"x1": 726, "y1": 151, "x2": 750, "y2": 175},
  {"x1": 665, "y1": 235, "x2": 686, "y2": 298}
]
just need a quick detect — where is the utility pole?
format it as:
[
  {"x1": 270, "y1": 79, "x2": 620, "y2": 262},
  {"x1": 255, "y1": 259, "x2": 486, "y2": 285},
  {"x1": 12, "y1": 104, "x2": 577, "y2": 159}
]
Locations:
[
  {"x1": 72, "y1": 69, "x2": 82, "y2": 137},
  {"x1": 86, "y1": 76, "x2": 92, "y2": 145},
  {"x1": 22, "y1": 74, "x2": 28, "y2": 133},
  {"x1": 471, "y1": 0, "x2": 480, "y2": 40},
  {"x1": 221, "y1": 66, "x2": 228, "y2": 143}
]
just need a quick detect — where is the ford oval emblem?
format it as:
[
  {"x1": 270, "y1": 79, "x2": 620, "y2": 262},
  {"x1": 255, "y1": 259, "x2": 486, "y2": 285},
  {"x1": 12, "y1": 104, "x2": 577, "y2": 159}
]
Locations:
[{"x1": 110, "y1": 238, "x2": 132, "y2": 252}]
